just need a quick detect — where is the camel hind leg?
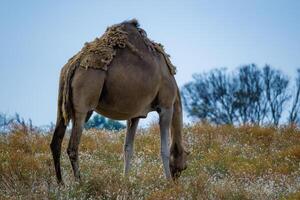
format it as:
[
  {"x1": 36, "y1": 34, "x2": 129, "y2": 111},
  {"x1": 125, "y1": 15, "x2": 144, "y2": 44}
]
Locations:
[
  {"x1": 67, "y1": 68, "x2": 106, "y2": 181},
  {"x1": 67, "y1": 112, "x2": 86, "y2": 180},
  {"x1": 50, "y1": 118, "x2": 67, "y2": 184}
]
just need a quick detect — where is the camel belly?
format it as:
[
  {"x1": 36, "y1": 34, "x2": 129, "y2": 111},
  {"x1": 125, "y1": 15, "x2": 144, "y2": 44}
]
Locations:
[
  {"x1": 95, "y1": 75, "x2": 159, "y2": 120},
  {"x1": 96, "y1": 92, "x2": 155, "y2": 120},
  {"x1": 95, "y1": 104, "x2": 151, "y2": 120}
]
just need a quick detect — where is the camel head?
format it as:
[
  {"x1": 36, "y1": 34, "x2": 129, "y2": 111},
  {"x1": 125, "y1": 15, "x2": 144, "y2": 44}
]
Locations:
[{"x1": 169, "y1": 144, "x2": 189, "y2": 179}]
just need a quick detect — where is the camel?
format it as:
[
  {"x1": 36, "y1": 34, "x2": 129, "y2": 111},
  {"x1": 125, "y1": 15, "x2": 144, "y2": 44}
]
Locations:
[{"x1": 50, "y1": 19, "x2": 188, "y2": 183}]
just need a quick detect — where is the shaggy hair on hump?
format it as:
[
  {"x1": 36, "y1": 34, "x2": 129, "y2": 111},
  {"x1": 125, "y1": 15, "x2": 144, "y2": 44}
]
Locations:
[{"x1": 124, "y1": 18, "x2": 140, "y2": 28}]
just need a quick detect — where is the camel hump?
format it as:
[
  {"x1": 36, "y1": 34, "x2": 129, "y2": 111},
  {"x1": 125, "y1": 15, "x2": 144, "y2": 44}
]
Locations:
[
  {"x1": 123, "y1": 19, "x2": 177, "y2": 75},
  {"x1": 123, "y1": 18, "x2": 140, "y2": 28},
  {"x1": 125, "y1": 19, "x2": 177, "y2": 75}
]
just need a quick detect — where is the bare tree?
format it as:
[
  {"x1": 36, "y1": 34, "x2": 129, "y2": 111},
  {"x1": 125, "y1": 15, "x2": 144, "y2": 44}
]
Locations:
[
  {"x1": 263, "y1": 65, "x2": 290, "y2": 126},
  {"x1": 182, "y1": 69, "x2": 237, "y2": 124},
  {"x1": 234, "y1": 64, "x2": 268, "y2": 125},
  {"x1": 289, "y1": 69, "x2": 300, "y2": 125},
  {"x1": 182, "y1": 73, "x2": 214, "y2": 122},
  {"x1": 182, "y1": 64, "x2": 293, "y2": 126},
  {"x1": 208, "y1": 68, "x2": 237, "y2": 124}
]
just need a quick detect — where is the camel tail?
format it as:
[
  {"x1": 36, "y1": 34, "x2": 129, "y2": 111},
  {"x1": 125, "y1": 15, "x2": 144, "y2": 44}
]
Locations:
[
  {"x1": 60, "y1": 62, "x2": 78, "y2": 126},
  {"x1": 57, "y1": 68, "x2": 68, "y2": 126}
]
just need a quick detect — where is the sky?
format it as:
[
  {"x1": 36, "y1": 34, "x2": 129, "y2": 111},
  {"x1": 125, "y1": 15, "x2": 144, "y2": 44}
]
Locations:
[{"x1": 0, "y1": 0, "x2": 300, "y2": 126}]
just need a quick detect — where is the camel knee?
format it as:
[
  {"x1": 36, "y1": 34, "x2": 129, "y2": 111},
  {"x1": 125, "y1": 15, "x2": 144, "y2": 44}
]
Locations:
[
  {"x1": 50, "y1": 142, "x2": 57, "y2": 156},
  {"x1": 67, "y1": 148, "x2": 77, "y2": 161},
  {"x1": 67, "y1": 146, "x2": 81, "y2": 179},
  {"x1": 124, "y1": 143, "x2": 132, "y2": 152},
  {"x1": 160, "y1": 136, "x2": 170, "y2": 159},
  {"x1": 161, "y1": 152, "x2": 170, "y2": 159},
  {"x1": 124, "y1": 144, "x2": 134, "y2": 159},
  {"x1": 50, "y1": 140, "x2": 56, "y2": 152},
  {"x1": 50, "y1": 123, "x2": 66, "y2": 154}
]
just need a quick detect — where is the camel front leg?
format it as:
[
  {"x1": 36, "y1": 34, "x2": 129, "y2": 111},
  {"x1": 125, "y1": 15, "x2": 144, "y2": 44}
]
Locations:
[
  {"x1": 159, "y1": 107, "x2": 173, "y2": 179},
  {"x1": 124, "y1": 118, "x2": 139, "y2": 175}
]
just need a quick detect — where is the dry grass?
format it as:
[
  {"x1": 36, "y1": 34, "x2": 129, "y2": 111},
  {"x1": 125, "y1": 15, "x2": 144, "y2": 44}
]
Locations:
[{"x1": 0, "y1": 123, "x2": 300, "y2": 199}]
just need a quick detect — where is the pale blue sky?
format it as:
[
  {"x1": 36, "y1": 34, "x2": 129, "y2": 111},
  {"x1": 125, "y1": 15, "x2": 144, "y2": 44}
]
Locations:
[{"x1": 0, "y1": 0, "x2": 299, "y2": 126}]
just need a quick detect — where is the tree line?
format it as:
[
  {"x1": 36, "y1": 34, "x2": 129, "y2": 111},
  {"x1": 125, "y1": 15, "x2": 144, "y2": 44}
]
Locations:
[
  {"x1": 0, "y1": 113, "x2": 125, "y2": 134},
  {"x1": 181, "y1": 64, "x2": 300, "y2": 126}
]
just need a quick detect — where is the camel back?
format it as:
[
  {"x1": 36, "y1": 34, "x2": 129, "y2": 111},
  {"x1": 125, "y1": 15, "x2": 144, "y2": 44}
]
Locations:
[{"x1": 60, "y1": 19, "x2": 176, "y2": 124}]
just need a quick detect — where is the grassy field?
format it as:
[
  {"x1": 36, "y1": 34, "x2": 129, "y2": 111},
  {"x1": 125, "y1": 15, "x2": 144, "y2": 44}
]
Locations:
[{"x1": 0, "y1": 123, "x2": 300, "y2": 200}]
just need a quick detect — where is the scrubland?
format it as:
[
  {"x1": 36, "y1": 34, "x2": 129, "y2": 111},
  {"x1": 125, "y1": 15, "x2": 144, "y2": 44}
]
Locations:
[{"x1": 0, "y1": 123, "x2": 300, "y2": 200}]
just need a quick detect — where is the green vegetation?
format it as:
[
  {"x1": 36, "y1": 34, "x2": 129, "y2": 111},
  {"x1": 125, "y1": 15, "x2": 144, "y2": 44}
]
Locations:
[
  {"x1": 84, "y1": 114, "x2": 125, "y2": 131},
  {"x1": 0, "y1": 123, "x2": 300, "y2": 199}
]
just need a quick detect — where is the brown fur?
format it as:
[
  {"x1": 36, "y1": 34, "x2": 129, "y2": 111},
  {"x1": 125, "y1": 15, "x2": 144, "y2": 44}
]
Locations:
[
  {"x1": 60, "y1": 19, "x2": 176, "y2": 125},
  {"x1": 50, "y1": 19, "x2": 187, "y2": 183}
]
